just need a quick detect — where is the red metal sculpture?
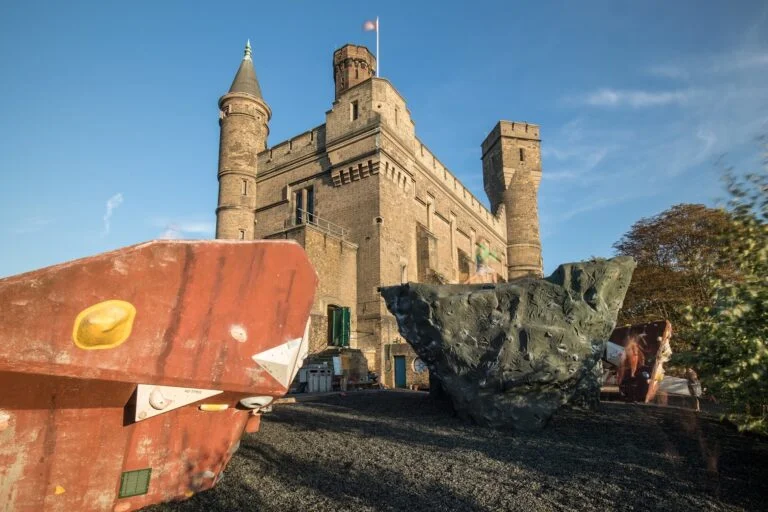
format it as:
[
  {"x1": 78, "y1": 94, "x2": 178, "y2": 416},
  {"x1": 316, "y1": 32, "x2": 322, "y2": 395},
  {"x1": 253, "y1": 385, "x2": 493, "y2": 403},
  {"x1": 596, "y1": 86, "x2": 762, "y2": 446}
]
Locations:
[{"x1": 0, "y1": 240, "x2": 317, "y2": 511}]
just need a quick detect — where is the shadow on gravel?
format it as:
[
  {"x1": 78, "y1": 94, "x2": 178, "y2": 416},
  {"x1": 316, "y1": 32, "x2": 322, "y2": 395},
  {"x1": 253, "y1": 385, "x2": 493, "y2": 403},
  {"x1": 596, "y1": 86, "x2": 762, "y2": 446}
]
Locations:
[
  {"x1": 237, "y1": 442, "x2": 483, "y2": 511},
  {"x1": 150, "y1": 391, "x2": 768, "y2": 512},
  {"x1": 265, "y1": 392, "x2": 768, "y2": 511}
]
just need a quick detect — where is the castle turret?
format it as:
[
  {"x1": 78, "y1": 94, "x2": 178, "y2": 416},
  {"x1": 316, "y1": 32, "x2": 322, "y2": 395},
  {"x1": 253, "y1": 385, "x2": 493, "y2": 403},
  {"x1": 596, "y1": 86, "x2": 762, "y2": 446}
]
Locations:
[
  {"x1": 333, "y1": 44, "x2": 376, "y2": 99},
  {"x1": 215, "y1": 40, "x2": 271, "y2": 240},
  {"x1": 482, "y1": 121, "x2": 543, "y2": 279}
]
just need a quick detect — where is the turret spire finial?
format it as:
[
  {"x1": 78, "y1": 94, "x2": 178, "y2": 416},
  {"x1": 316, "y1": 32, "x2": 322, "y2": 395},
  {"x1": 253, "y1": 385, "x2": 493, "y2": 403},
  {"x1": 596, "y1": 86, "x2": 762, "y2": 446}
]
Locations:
[
  {"x1": 244, "y1": 39, "x2": 252, "y2": 60},
  {"x1": 227, "y1": 40, "x2": 263, "y2": 97}
]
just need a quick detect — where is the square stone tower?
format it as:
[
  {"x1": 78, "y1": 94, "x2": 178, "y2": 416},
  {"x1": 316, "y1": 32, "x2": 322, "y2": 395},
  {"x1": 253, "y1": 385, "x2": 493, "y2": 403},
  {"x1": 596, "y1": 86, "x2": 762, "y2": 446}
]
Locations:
[{"x1": 481, "y1": 121, "x2": 544, "y2": 278}]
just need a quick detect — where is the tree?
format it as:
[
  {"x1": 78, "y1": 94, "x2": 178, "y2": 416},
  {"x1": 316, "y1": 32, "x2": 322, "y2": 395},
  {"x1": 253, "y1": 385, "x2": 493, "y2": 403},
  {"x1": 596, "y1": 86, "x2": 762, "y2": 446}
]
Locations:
[
  {"x1": 681, "y1": 163, "x2": 767, "y2": 434},
  {"x1": 613, "y1": 203, "x2": 735, "y2": 351}
]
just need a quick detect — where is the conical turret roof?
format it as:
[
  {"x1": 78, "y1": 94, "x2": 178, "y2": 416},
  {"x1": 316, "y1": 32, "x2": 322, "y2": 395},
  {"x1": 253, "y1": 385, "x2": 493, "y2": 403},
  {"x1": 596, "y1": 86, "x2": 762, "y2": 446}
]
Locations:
[{"x1": 228, "y1": 40, "x2": 263, "y2": 98}]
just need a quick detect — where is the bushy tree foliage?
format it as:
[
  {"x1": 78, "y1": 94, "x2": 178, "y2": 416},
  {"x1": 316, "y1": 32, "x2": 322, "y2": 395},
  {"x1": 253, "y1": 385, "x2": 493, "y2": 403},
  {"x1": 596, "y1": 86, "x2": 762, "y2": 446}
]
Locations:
[
  {"x1": 613, "y1": 203, "x2": 735, "y2": 351},
  {"x1": 614, "y1": 142, "x2": 766, "y2": 433},
  {"x1": 682, "y1": 165, "x2": 767, "y2": 434}
]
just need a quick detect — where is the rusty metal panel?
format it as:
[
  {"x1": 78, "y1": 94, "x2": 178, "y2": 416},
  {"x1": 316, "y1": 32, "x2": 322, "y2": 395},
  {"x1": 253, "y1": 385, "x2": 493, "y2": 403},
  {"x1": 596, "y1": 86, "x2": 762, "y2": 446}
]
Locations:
[{"x1": 0, "y1": 240, "x2": 318, "y2": 511}]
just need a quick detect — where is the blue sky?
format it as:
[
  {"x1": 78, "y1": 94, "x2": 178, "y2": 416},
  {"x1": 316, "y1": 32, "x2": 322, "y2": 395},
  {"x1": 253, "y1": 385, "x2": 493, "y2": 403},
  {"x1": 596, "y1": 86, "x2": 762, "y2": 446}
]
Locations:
[{"x1": 1, "y1": 1, "x2": 767, "y2": 278}]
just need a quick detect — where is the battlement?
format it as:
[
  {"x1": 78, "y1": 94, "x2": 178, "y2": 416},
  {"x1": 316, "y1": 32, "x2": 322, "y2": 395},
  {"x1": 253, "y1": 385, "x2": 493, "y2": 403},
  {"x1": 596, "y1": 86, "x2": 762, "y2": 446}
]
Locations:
[
  {"x1": 413, "y1": 137, "x2": 505, "y2": 237},
  {"x1": 334, "y1": 44, "x2": 376, "y2": 64},
  {"x1": 481, "y1": 121, "x2": 540, "y2": 156},
  {"x1": 259, "y1": 125, "x2": 326, "y2": 172}
]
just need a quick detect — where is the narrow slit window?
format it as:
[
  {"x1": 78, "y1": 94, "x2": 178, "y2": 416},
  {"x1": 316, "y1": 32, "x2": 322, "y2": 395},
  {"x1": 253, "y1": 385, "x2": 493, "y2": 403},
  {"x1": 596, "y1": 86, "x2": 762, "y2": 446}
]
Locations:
[
  {"x1": 519, "y1": 148, "x2": 525, "y2": 162},
  {"x1": 295, "y1": 189, "x2": 304, "y2": 224},
  {"x1": 306, "y1": 187, "x2": 315, "y2": 223},
  {"x1": 351, "y1": 101, "x2": 359, "y2": 121},
  {"x1": 238, "y1": 229, "x2": 245, "y2": 240},
  {"x1": 242, "y1": 179, "x2": 247, "y2": 195}
]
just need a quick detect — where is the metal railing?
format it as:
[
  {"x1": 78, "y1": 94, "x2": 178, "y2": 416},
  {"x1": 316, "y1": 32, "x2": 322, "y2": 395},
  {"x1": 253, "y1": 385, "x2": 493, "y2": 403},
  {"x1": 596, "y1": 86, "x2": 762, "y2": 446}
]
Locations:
[{"x1": 285, "y1": 209, "x2": 349, "y2": 239}]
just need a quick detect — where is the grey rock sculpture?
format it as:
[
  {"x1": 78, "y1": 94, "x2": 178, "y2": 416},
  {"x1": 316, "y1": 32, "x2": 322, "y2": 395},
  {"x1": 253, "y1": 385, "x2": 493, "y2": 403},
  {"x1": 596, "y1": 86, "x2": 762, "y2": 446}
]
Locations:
[{"x1": 380, "y1": 257, "x2": 636, "y2": 431}]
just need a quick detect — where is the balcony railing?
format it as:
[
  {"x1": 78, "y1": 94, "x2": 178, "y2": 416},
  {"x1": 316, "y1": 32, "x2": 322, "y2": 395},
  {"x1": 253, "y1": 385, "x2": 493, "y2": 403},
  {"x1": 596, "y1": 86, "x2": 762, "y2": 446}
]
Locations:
[{"x1": 285, "y1": 208, "x2": 349, "y2": 239}]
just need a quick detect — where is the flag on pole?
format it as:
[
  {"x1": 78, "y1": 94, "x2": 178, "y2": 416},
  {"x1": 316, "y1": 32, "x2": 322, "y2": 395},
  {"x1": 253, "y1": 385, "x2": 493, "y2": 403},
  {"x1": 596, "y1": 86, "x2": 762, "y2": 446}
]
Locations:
[{"x1": 362, "y1": 17, "x2": 380, "y2": 77}]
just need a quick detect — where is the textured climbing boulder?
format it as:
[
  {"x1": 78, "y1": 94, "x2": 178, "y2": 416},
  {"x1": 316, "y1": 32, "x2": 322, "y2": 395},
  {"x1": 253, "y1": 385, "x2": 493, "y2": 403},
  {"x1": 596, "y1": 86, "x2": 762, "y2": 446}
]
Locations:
[{"x1": 380, "y1": 257, "x2": 636, "y2": 431}]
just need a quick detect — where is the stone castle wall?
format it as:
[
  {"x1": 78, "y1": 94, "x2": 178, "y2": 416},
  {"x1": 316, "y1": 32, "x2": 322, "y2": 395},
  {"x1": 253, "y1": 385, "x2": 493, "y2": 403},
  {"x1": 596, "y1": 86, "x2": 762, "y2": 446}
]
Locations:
[
  {"x1": 265, "y1": 224, "x2": 358, "y2": 355},
  {"x1": 216, "y1": 44, "x2": 543, "y2": 388}
]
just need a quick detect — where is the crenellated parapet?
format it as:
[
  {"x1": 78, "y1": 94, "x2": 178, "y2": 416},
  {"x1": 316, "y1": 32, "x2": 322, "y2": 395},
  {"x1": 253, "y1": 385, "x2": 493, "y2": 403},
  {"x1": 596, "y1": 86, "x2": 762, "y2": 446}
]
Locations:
[
  {"x1": 481, "y1": 121, "x2": 540, "y2": 155},
  {"x1": 259, "y1": 125, "x2": 326, "y2": 174}
]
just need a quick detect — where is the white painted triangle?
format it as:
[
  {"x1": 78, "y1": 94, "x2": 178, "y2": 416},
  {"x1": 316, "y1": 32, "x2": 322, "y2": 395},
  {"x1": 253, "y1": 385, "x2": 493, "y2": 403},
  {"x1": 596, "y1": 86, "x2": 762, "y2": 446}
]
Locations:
[
  {"x1": 252, "y1": 338, "x2": 303, "y2": 388},
  {"x1": 135, "y1": 384, "x2": 223, "y2": 422},
  {"x1": 251, "y1": 319, "x2": 312, "y2": 389}
]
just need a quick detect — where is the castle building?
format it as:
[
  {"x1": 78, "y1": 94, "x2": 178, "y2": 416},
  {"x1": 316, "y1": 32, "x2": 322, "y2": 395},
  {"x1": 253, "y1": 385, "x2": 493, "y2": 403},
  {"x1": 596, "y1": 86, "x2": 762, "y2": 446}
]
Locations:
[{"x1": 215, "y1": 41, "x2": 544, "y2": 388}]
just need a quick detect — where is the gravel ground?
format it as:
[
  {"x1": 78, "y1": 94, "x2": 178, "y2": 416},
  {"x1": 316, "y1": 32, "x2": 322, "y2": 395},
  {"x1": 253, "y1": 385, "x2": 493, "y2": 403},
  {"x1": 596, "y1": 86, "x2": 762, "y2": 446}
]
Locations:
[{"x1": 149, "y1": 390, "x2": 768, "y2": 512}]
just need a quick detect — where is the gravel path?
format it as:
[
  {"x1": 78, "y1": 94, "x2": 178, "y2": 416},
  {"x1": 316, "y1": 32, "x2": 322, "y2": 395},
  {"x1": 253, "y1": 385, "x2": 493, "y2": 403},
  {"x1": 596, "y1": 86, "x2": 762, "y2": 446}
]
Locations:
[{"x1": 149, "y1": 390, "x2": 768, "y2": 511}]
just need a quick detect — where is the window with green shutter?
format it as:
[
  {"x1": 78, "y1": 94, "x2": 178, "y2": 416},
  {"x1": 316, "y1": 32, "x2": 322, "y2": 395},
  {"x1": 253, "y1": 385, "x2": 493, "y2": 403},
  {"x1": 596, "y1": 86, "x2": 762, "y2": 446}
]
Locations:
[
  {"x1": 328, "y1": 306, "x2": 351, "y2": 347},
  {"x1": 340, "y1": 307, "x2": 350, "y2": 347}
]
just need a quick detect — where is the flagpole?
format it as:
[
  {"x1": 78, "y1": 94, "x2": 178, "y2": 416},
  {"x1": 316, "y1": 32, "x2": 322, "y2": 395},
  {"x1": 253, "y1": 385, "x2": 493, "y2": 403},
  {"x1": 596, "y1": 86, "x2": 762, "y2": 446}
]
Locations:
[{"x1": 376, "y1": 16, "x2": 380, "y2": 77}]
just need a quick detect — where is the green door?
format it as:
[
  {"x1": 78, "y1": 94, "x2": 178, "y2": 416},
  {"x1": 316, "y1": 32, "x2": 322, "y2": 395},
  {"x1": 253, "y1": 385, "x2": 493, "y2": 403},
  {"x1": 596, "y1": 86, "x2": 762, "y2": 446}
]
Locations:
[{"x1": 394, "y1": 356, "x2": 407, "y2": 388}]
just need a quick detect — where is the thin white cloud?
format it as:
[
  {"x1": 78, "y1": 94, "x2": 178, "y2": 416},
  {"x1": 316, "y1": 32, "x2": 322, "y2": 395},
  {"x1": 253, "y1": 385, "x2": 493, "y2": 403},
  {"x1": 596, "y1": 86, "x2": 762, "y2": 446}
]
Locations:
[
  {"x1": 696, "y1": 127, "x2": 717, "y2": 157},
  {"x1": 582, "y1": 88, "x2": 692, "y2": 108},
  {"x1": 543, "y1": 81, "x2": 766, "y2": 237},
  {"x1": 541, "y1": 169, "x2": 581, "y2": 182},
  {"x1": 585, "y1": 148, "x2": 608, "y2": 168},
  {"x1": 102, "y1": 193, "x2": 123, "y2": 236},
  {"x1": 155, "y1": 220, "x2": 215, "y2": 240},
  {"x1": 545, "y1": 34, "x2": 768, "y2": 251},
  {"x1": 709, "y1": 51, "x2": 768, "y2": 73},
  {"x1": 556, "y1": 193, "x2": 639, "y2": 223},
  {"x1": 648, "y1": 51, "x2": 768, "y2": 80},
  {"x1": 647, "y1": 65, "x2": 690, "y2": 80},
  {"x1": 14, "y1": 216, "x2": 53, "y2": 234},
  {"x1": 539, "y1": 192, "x2": 650, "y2": 241},
  {"x1": 159, "y1": 226, "x2": 181, "y2": 239},
  {"x1": 542, "y1": 144, "x2": 613, "y2": 184}
]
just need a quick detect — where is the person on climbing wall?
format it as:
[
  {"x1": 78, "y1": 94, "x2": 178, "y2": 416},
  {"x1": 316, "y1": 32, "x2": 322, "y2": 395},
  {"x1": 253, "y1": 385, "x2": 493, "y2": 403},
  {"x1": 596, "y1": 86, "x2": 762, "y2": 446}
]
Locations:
[{"x1": 468, "y1": 237, "x2": 500, "y2": 284}]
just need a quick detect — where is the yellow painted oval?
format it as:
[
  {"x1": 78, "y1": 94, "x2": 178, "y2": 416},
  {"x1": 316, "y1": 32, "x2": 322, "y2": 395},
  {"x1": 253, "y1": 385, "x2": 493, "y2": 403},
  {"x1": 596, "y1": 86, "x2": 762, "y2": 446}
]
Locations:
[
  {"x1": 72, "y1": 300, "x2": 136, "y2": 350},
  {"x1": 198, "y1": 404, "x2": 229, "y2": 412}
]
